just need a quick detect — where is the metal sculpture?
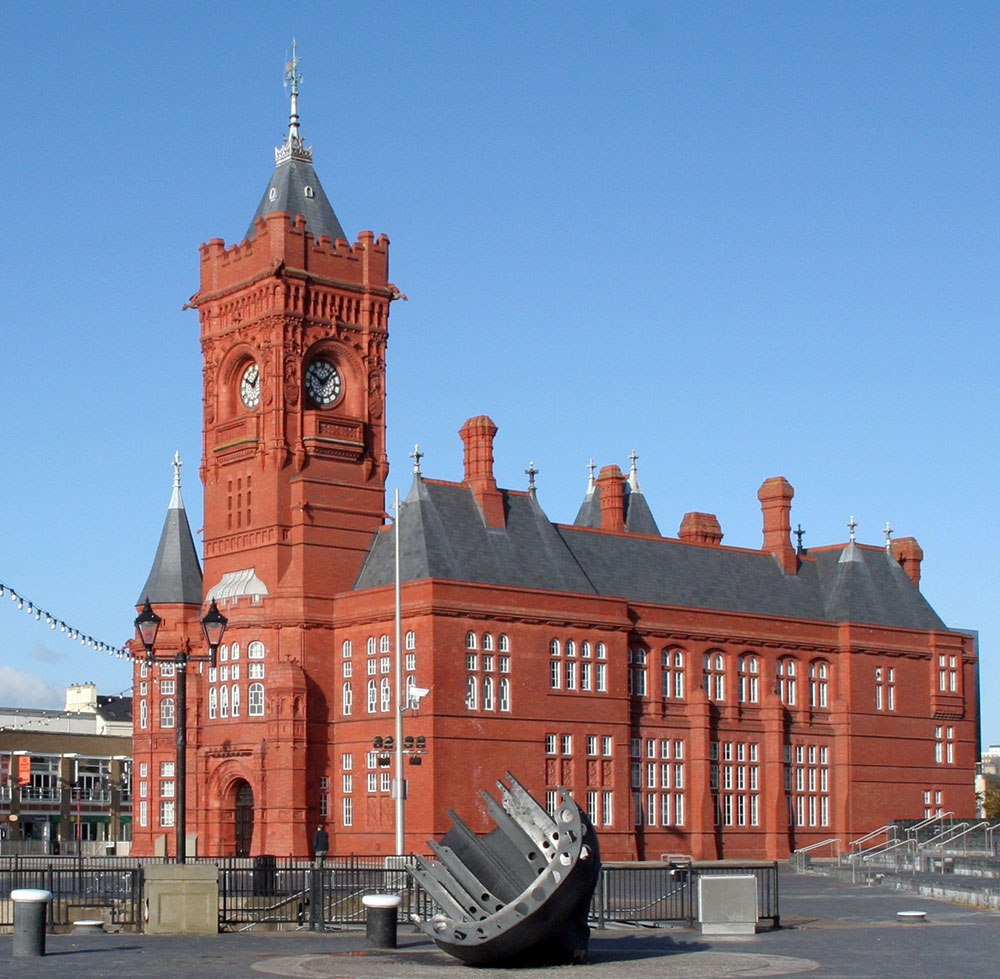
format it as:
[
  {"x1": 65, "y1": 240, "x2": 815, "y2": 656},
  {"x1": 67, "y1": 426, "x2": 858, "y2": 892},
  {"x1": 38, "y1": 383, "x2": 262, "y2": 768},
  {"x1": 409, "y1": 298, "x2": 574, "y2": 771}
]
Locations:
[{"x1": 409, "y1": 772, "x2": 601, "y2": 967}]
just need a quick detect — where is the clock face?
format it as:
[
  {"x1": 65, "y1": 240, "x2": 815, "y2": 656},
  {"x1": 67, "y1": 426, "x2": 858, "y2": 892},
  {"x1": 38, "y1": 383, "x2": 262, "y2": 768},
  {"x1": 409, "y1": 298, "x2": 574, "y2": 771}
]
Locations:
[
  {"x1": 240, "y1": 362, "x2": 261, "y2": 409},
  {"x1": 305, "y1": 358, "x2": 342, "y2": 406}
]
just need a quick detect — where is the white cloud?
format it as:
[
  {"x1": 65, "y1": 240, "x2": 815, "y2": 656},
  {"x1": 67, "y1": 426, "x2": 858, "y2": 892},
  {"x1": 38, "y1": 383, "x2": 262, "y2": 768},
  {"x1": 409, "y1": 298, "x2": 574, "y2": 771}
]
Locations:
[{"x1": 0, "y1": 666, "x2": 62, "y2": 709}]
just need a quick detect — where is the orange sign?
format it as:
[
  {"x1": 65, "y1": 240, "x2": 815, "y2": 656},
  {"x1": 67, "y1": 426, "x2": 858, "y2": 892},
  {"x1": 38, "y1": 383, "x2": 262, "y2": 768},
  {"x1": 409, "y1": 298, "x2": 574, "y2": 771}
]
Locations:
[{"x1": 17, "y1": 755, "x2": 30, "y2": 786}]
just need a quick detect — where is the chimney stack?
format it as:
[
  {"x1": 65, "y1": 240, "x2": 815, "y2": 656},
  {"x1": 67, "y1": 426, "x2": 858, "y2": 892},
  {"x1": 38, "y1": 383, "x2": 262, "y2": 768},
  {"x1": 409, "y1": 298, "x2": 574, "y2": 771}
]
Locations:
[
  {"x1": 891, "y1": 537, "x2": 924, "y2": 587},
  {"x1": 596, "y1": 465, "x2": 626, "y2": 532},
  {"x1": 678, "y1": 512, "x2": 724, "y2": 545},
  {"x1": 757, "y1": 476, "x2": 797, "y2": 574},
  {"x1": 459, "y1": 415, "x2": 505, "y2": 527}
]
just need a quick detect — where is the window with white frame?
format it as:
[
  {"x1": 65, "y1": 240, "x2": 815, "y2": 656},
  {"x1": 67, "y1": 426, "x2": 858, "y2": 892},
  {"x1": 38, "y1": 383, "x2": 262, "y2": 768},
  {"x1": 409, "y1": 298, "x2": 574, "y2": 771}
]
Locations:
[
  {"x1": 366, "y1": 679, "x2": 377, "y2": 713},
  {"x1": 628, "y1": 648, "x2": 648, "y2": 696},
  {"x1": 248, "y1": 641, "x2": 265, "y2": 659},
  {"x1": 232, "y1": 684, "x2": 241, "y2": 717},
  {"x1": 405, "y1": 630, "x2": 416, "y2": 650},
  {"x1": 702, "y1": 651, "x2": 725, "y2": 702},
  {"x1": 160, "y1": 698, "x2": 175, "y2": 728},
  {"x1": 342, "y1": 682, "x2": 353, "y2": 715},
  {"x1": 466, "y1": 631, "x2": 477, "y2": 650},
  {"x1": 499, "y1": 634, "x2": 509, "y2": 652},
  {"x1": 160, "y1": 799, "x2": 175, "y2": 827},
  {"x1": 662, "y1": 648, "x2": 685, "y2": 699},
  {"x1": 809, "y1": 660, "x2": 829, "y2": 708},
  {"x1": 379, "y1": 677, "x2": 391, "y2": 712},
  {"x1": 248, "y1": 683, "x2": 264, "y2": 716},
  {"x1": 366, "y1": 636, "x2": 376, "y2": 655},
  {"x1": 483, "y1": 675, "x2": 495, "y2": 710},
  {"x1": 465, "y1": 674, "x2": 478, "y2": 710},
  {"x1": 776, "y1": 658, "x2": 797, "y2": 706},
  {"x1": 380, "y1": 634, "x2": 390, "y2": 653},
  {"x1": 738, "y1": 654, "x2": 759, "y2": 703},
  {"x1": 483, "y1": 632, "x2": 494, "y2": 651}
]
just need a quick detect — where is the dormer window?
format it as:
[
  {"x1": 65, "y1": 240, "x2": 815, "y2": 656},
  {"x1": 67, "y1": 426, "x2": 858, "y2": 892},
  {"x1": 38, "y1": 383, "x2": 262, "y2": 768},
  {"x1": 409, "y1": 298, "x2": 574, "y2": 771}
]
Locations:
[
  {"x1": 268, "y1": 187, "x2": 277, "y2": 202},
  {"x1": 304, "y1": 185, "x2": 315, "y2": 198}
]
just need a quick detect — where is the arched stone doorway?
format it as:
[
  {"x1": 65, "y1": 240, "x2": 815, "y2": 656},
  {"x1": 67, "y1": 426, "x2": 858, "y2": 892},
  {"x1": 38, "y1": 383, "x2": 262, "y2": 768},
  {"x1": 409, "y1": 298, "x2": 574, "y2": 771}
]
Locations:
[{"x1": 234, "y1": 780, "x2": 254, "y2": 856}]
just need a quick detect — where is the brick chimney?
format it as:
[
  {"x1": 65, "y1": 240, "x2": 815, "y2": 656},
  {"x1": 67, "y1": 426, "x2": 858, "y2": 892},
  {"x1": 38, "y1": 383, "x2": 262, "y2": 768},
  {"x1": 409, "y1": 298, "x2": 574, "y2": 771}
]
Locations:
[
  {"x1": 891, "y1": 537, "x2": 924, "y2": 587},
  {"x1": 459, "y1": 415, "x2": 505, "y2": 527},
  {"x1": 596, "y1": 465, "x2": 626, "y2": 532},
  {"x1": 678, "y1": 512, "x2": 723, "y2": 545},
  {"x1": 757, "y1": 476, "x2": 797, "y2": 574}
]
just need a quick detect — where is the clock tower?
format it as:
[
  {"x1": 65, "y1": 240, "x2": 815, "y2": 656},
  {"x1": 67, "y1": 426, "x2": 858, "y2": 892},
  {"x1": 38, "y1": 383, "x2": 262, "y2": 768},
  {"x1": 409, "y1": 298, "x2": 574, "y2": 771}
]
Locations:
[{"x1": 178, "y1": 47, "x2": 399, "y2": 855}]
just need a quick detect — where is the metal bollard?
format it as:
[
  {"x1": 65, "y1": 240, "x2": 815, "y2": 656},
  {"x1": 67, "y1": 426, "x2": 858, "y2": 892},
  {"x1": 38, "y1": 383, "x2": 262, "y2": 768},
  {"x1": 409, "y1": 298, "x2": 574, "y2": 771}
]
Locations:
[
  {"x1": 11, "y1": 888, "x2": 53, "y2": 958},
  {"x1": 362, "y1": 894, "x2": 401, "y2": 948}
]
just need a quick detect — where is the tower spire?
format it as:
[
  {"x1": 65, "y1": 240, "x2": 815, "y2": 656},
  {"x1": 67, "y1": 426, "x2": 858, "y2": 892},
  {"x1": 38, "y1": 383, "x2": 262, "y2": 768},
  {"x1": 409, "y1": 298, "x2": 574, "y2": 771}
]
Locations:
[{"x1": 275, "y1": 39, "x2": 313, "y2": 166}]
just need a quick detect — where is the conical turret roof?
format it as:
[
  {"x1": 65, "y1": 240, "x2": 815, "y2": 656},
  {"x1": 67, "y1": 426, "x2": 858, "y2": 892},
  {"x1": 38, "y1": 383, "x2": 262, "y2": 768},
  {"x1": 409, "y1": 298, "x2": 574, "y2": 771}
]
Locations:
[{"x1": 136, "y1": 453, "x2": 203, "y2": 605}]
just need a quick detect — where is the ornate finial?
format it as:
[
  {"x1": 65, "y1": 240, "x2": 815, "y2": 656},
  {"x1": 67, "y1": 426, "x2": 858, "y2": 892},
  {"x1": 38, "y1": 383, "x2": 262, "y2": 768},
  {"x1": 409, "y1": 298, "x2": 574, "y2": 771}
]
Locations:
[
  {"x1": 794, "y1": 523, "x2": 805, "y2": 553},
  {"x1": 847, "y1": 515, "x2": 857, "y2": 543},
  {"x1": 525, "y1": 461, "x2": 539, "y2": 493},
  {"x1": 586, "y1": 458, "x2": 596, "y2": 491},
  {"x1": 627, "y1": 449, "x2": 641, "y2": 491},
  {"x1": 169, "y1": 452, "x2": 185, "y2": 510},
  {"x1": 276, "y1": 40, "x2": 312, "y2": 165},
  {"x1": 410, "y1": 443, "x2": 424, "y2": 476},
  {"x1": 883, "y1": 520, "x2": 893, "y2": 551}
]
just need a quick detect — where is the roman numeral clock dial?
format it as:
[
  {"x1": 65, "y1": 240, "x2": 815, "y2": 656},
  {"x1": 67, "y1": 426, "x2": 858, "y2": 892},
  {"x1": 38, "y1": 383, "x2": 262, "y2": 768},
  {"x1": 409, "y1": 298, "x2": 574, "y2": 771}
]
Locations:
[{"x1": 305, "y1": 358, "x2": 342, "y2": 406}]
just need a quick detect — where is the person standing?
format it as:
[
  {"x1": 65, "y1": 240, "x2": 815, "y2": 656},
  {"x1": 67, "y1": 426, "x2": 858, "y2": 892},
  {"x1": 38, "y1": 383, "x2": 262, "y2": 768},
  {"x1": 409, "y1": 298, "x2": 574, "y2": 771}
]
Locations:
[{"x1": 312, "y1": 825, "x2": 329, "y2": 867}]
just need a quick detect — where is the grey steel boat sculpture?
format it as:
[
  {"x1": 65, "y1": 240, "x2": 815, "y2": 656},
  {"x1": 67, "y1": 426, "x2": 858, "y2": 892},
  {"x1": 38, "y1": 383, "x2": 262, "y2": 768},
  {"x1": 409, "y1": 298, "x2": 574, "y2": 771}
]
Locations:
[{"x1": 408, "y1": 772, "x2": 601, "y2": 967}]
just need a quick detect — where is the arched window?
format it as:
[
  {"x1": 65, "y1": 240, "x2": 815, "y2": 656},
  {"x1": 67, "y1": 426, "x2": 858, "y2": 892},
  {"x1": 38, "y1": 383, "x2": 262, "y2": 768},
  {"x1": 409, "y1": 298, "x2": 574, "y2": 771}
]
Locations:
[
  {"x1": 596, "y1": 642, "x2": 607, "y2": 659},
  {"x1": 248, "y1": 641, "x2": 264, "y2": 659},
  {"x1": 810, "y1": 661, "x2": 829, "y2": 708},
  {"x1": 342, "y1": 682, "x2": 353, "y2": 716},
  {"x1": 220, "y1": 684, "x2": 229, "y2": 718},
  {"x1": 483, "y1": 633, "x2": 494, "y2": 651},
  {"x1": 629, "y1": 648, "x2": 648, "y2": 696},
  {"x1": 366, "y1": 636, "x2": 376, "y2": 655},
  {"x1": 139, "y1": 699, "x2": 148, "y2": 729},
  {"x1": 366, "y1": 679, "x2": 377, "y2": 713},
  {"x1": 498, "y1": 634, "x2": 510, "y2": 652},
  {"x1": 342, "y1": 639, "x2": 353, "y2": 657},
  {"x1": 738, "y1": 654, "x2": 759, "y2": 703},
  {"x1": 777, "y1": 658, "x2": 797, "y2": 706},
  {"x1": 405, "y1": 630, "x2": 416, "y2": 650},
  {"x1": 466, "y1": 631, "x2": 478, "y2": 650},
  {"x1": 230, "y1": 643, "x2": 240, "y2": 660},
  {"x1": 219, "y1": 644, "x2": 228, "y2": 662},
  {"x1": 208, "y1": 688, "x2": 217, "y2": 719},
  {"x1": 160, "y1": 698, "x2": 175, "y2": 728},
  {"x1": 581, "y1": 641, "x2": 591, "y2": 658},
  {"x1": 566, "y1": 639, "x2": 576, "y2": 657},
  {"x1": 380, "y1": 677, "x2": 391, "y2": 712},
  {"x1": 465, "y1": 674, "x2": 478, "y2": 710},
  {"x1": 549, "y1": 638, "x2": 561, "y2": 657},
  {"x1": 499, "y1": 676, "x2": 511, "y2": 711},
  {"x1": 248, "y1": 683, "x2": 264, "y2": 716},
  {"x1": 231, "y1": 684, "x2": 241, "y2": 717},
  {"x1": 405, "y1": 674, "x2": 416, "y2": 708},
  {"x1": 662, "y1": 648, "x2": 685, "y2": 699},
  {"x1": 702, "y1": 652, "x2": 725, "y2": 702},
  {"x1": 380, "y1": 634, "x2": 390, "y2": 653},
  {"x1": 483, "y1": 675, "x2": 495, "y2": 710}
]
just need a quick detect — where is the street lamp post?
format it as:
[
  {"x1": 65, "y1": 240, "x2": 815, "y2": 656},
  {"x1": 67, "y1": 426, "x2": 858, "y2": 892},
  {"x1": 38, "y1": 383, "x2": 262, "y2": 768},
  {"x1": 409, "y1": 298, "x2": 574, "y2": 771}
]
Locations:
[{"x1": 134, "y1": 598, "x2": 227, "y2": 864}]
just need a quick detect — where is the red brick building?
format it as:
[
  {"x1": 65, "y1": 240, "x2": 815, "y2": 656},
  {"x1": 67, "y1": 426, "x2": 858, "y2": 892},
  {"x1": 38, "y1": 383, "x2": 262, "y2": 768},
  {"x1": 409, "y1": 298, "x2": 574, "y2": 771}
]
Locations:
[{"x1": 130, "y1": 69, "x2": 979, "y2": 862}]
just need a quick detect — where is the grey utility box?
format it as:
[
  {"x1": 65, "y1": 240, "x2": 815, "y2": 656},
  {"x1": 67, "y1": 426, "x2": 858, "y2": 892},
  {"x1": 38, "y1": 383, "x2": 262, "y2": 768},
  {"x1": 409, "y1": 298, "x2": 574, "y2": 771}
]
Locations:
[{"x1": 697, "y1": 874, "x2": 757, "y2": 935}]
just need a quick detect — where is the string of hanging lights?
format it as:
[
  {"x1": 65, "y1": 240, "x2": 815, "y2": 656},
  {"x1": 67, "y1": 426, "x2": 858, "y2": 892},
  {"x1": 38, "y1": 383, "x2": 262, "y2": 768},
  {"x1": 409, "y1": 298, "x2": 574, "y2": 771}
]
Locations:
[{"x1": 0, "y1": 580, "x2": 131, "y2": 660}]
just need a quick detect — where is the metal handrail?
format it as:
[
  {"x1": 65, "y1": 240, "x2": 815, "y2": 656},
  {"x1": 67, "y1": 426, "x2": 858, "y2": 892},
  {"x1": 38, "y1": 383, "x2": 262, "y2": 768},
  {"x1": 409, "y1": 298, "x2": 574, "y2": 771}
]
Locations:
[
  {"x1": 860, "y1": 838, "x2": 916, "y2": 863},
  {"x1": 794, "y1": 837, "x2": 841, "y2": 855},
  {"x1": 919, "y1": 822, "x2": 968, "y2": 850},
  {"x1": 905, "y1": 811, "x2": 954, "y2": 836},
  {"x1": 849, "y1": 824, "x2": 898, "y2": 850},
  {"x1": 922, "y1": 820, "x2": 990, "y2": 852}
]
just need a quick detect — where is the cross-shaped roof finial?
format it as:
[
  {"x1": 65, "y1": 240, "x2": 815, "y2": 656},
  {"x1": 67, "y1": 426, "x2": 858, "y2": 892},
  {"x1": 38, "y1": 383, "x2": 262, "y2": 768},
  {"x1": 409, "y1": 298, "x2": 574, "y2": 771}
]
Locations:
[
  {"x1": 587, "y1": 458, "x2": 596, "y2": 491},
  {"x1": 847, "y1": 514, "x2": 857, "y2": 543},
  {"x1": 172, "y1": 451, "x2": 182, "y2": 488},
  {"x1": 627, "y1": 449, "x2": 642, "y2": 491},
  {"x1": 525, "y1": 461, "x2": 538, "y2": 493},
  {"x1": 883, "y1": 520, "x2": 893, "y2": 551},
  {"x1": 794, "y1": 523, "x2": 805, "y2": 553},
  {"x1": 410, "y1": 443, "x2": 424, "y2": 476}
]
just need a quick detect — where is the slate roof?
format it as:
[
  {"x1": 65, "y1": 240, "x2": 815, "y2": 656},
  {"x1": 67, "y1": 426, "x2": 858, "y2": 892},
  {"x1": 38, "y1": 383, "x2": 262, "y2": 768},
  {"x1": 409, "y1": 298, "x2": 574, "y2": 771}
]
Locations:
[
  {"x1": 354, "y1": 477, "x2": 947, "y2": 632},
  {"x1": 574, "y1": 483, "x2": 661, "y2": 537},
  {"x1": 246, "y1": 156, "x2": 346, "y2": 243},
  {"x1": 96, "y1": 695, "x2": 133, "y2": 723}
]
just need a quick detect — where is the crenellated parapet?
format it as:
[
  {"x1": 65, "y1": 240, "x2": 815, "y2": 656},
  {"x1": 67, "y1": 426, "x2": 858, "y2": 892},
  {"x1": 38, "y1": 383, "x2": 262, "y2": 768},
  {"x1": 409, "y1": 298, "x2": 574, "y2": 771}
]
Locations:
[{"x1": 194, "y1": 210, "x2": 391, "y2": 302}]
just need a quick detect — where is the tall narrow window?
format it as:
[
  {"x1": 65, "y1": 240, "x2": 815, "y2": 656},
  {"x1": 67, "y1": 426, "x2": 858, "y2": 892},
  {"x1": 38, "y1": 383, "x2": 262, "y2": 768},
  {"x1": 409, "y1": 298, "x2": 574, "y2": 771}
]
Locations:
[
  {"x1": 498, "y1": 677, "x2": 511, "y2": 711},
  {"x1": 231, "y1": 684, "x2": 241, "y2": 717},
  {"x1": 160, "y1": 698, "x2": 175, "y2": 728},
  {"x1": 366, "y1": 679, "x2": 377, "y2": 713},
  {"x1": 809, "y1": 661, "x2": 829, "y2": 708},
  {"x1": 703, "y1": 652, "x2": 725, "y2": 702},
  {"x1": 466, "y1": 675, "x2": 478, "y2": 710},
  {"x1": 738, "y1": 654, "x2": 759, "y2": 703},
  {"x1": 248, "y1": 683, "x2": 264, "y2": 716},
  {"x1": 483, "y1": 675, "x2": 495, "y2": 710}
]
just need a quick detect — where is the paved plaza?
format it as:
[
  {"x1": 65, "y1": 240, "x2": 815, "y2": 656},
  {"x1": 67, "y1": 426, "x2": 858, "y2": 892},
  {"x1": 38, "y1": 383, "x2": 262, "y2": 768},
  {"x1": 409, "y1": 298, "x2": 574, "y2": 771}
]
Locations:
[{"x1": 2, "y1": 869, "x2": 998, "y2": 978}]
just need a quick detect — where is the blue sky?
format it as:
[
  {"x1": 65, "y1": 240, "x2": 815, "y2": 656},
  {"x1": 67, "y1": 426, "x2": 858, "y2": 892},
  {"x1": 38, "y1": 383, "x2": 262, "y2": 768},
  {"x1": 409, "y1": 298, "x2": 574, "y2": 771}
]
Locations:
[{"x1": 1, "y1": 3, "x2": 997, "y2": 743}]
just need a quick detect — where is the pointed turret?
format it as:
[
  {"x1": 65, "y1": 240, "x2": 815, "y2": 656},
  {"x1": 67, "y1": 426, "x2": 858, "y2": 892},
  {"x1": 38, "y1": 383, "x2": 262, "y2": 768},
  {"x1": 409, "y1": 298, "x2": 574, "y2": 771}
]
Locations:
[
  {"x1": 245, "y1": 39, "x2": 346, "y2": 242},
  {"x1": 136, "y1": 453, "x2": 203, "y2": 605}
]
